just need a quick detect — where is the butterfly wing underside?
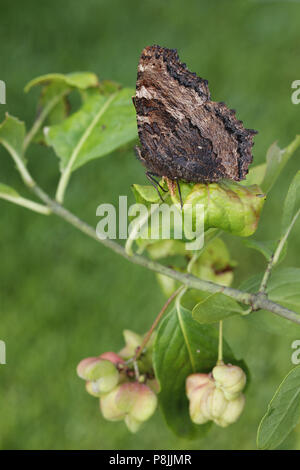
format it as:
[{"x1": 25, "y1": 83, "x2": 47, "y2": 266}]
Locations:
[{"x1": 134, "y1": 45, "x2": 256, "y2": 183}]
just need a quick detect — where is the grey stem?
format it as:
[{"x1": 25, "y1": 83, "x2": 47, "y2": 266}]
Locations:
[{"x1": 28, "y1": 181, "x2": 300, "y2": 326}]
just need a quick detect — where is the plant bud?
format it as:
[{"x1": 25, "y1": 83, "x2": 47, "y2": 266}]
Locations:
[
  {"x1": 214, "y1": 394, "x2": 245, "y2": 427},
  {"x1": 119, "y1": 330, "x2": 143, "y2": 359},
  {"x1": 100, "y1": 386, "x2": 125, "y2": 422},
  {"x1": 77, "y1": 357, "x2": 119, "y2": 393},
  {"x1": 212, "y1": 364, "x2": 246, "y2": 398}
]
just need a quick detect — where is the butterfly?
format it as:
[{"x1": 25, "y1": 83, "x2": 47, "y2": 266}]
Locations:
[{"x1": 133, "y1": 45, "x2": 257, "y2": 204}]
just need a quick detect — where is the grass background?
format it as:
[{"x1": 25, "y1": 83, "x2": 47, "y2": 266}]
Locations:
[{"x1": 0, "y1": 0, "x2": 300, "y2": 449}]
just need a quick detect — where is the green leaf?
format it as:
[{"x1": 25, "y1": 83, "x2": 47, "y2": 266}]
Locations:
[
  {"x1": 184, "y1": 180, "x2": 266, "y2": 237},
  {"x1": 153, "y1": 304, "x2": 246, "y2": 438},
  {"x1": 240, "y1": 268, "x2": 300, "y2": 336},
  {"x1": 281, "y1": 170, "x2": 300, "y2": 236},
  {"x1": 261, "y1": 136, "x2": 300, "y2": 194},
  {"x1": 155, "y1": 273, "x2": 179, "y2": 298},
  {"x1": 0, "y1": 113, "x2": 25, "y2": 161},
  {"x1": 129, "y1": 184, "x2": 183, "y2": 254},
  {"x1": 191, "y1": 237, "x2": 236, "y2": 286},
  {"x1": 0, "y1": 183, "x2": 50, "y2": 214},
  {"x1": 242, "y1": 163, "x2": 266, "y2": 186},
  {"x1": 257, "y1": 366, "x2": 300, "y2": 449},
  {"x1": 46, "y1": 88, "x2": 137, "y2": 172},
  {"x1": 0, "y1": 183, "x2": 19, "y2": 198},
  {"x1": 150, "y1": 238, "x2": 235, "y2": 305},
  {"x1": 24, "y1": 72, "x2": 99, "y2": 93},
  {"x1": 243, "y1": 172, "x2": 300, "y2": 267},
  {"x1": 46, "y1": 87, "x2": 137, "y2": 202},
  {"x1": 143, "y1": 240, "x2": 188, "y2": 260},
  {"x1": 242, "y1": 238, "x2": 287, "y2": 264},
  {"x1": 24, "y1": 72, "x2": 100, "y2": 149},
  {"x1": 0, "y1": 114, "x2": 34, "y2": 186},
  {"x1": 132, "y1": 184, "x2": 161, "y2": 205},
  {"x1": 98, "y1": 80, "x2": 122, "y2": 95},
  {"x1": 133, "y1": 180, "x2": 266, "y2": 238},
  {"x1": 44, "y1": 86, "x2": 69, "y2": 125},
  {"x1": 192, "y1": 293, "x2": 245, "y2": 324},
  {"x1": 30, "y1": 82, "x2": 71, "y2": 145}
]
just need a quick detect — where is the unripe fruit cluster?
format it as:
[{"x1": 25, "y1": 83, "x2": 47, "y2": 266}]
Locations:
[
  {"x1": 186, "y1": 363, "x2": 246, "y2": 427},
  {"x1": 77, "y1": 330, "x2": 158, "y2": 433}
]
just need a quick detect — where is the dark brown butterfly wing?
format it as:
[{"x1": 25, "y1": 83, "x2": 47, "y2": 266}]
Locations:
[{"x1": 133, "y1": 45, "x2": 256, "y2": 182}]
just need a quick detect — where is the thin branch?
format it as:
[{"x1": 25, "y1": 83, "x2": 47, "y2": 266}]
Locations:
[
  {"x1": 1, "y1": 141, "x2": 35, "y2": 188},
  {"x1": 125, "y1": 202, "x2": 162, "y2": 256},
  {"x1": 259, "y1": 208, "x2": 300, "y2": 293},
  {"x1": 134, "y1": 286, "x2": 183, "y2": 362},
  {"x1": 7, "y1": 142, "x2": 300, "y2": 327},
  {"x1": 27, "y1": 181, "x2": 300, "y2": 326},
  {"x1": 0, "y1": 194, "x2": 51, "y2": 215},
  {"x1": 217, "y1": 321, "x2": 223, "y2": 364}
]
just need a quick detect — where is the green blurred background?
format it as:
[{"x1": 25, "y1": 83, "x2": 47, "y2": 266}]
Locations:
[{"x1": 0, "y1": 0, "x2": 300, "y2": 450}]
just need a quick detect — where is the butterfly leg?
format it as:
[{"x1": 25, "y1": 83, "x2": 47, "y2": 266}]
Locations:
[
  {"x1": 176, "y1": 180, "x2": 183, "y2": 209},
  {"x1": 164, "y1": 177, "x2": 176, "y2": 196},
  {"x1": 164, "y1": 178, "x2": 183, "y2": 208},
  {"x1": 145, "y1": 172, "x2": 165, "y2": 202},
  {"x1": 135, "y1": 147, "x2": 166, "y2": 193},
  {"x1": 146, "y1": 172, "x2": 168, "y2": 192}
]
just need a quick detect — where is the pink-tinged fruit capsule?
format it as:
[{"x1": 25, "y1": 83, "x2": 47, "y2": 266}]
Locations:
[
  {"x1": 213, "y1": 394, "x2": 245, "y2": 427},
  {"x1": 186, "y1": 373, "x2": 211, "y2": 399},
  {"x1": 116, "y1": 382, "x2": 157, "y2": 423},
  {"x1": 100, "y1": 387, "x2": 126, "y2": 422},
  {"x1": 212, "y1": 364, "x2": 246, "y2": 400},
  {"x1": 77, "y1": 357, "x2": 119, "y2": 393}
]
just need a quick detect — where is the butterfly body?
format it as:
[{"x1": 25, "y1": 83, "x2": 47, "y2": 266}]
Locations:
[{"x1": 133, "y1": 45, "x2": 257, "y2": 183}]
